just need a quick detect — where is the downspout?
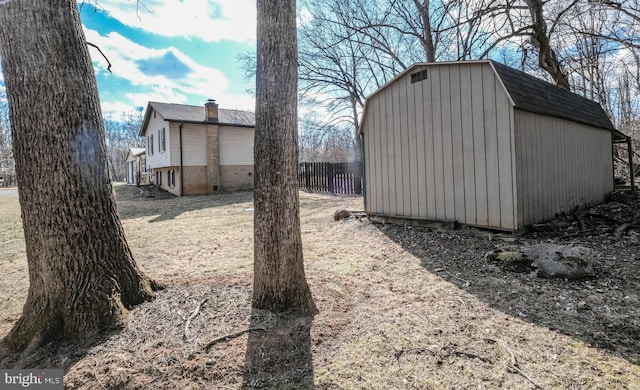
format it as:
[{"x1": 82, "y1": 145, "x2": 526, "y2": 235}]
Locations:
[{"x1": 179, "y1": 123, "x2": 184, "y2": 196}]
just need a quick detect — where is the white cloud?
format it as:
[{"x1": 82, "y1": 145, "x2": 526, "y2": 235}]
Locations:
[
  {"x1": 84, "y1": 28, "x2": 254, "y2": 118},
  {"x1": 92, "y1": 0, "x2": 256, "y2": 43}
]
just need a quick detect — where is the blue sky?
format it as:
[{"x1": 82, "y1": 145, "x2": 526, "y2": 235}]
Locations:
[
  {"x1": 0, "y1": 2, "x2": 257, "y2": 118},
  {"x1": 79, "y1": 0, "x2": 257, "y2": 118}
]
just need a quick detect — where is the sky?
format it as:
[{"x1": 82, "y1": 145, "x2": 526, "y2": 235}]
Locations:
[{"x1": 79, "y1": 0, "x2": 257, "y2": 118}]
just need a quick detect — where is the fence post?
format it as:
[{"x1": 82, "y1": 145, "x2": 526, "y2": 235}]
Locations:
[
  {"x1": 327, "y1": 163, "x2": 335, "y2": 194},
  {"x1": 354, "y1": 162, "x2": 362, "y2": 195},
  {"x1": 297, "y1": 161, "x2": 363, "y2": 195}
]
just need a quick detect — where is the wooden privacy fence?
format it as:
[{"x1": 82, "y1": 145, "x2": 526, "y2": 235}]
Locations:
[{"x1": 298, "y1": 162, "x2": 362, "y2": 195}]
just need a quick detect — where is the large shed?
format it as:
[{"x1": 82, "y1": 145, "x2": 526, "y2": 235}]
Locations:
[{"x1": 360, "y1": 60, "x2": 620, "y2": 231}]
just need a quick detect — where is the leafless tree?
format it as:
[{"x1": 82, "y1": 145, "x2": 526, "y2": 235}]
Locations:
[
  {"x1": 0, "y1": 99, "x2": 13, "y2": 183},
  {"x1": 104, "y1": 109, "x2": 145, "y2": 181},
  {"x1": 253, "y1": 0, "x2": 317, "y2": 313},
  {"x1": 0, "y1": 0, "x2": 159, "y2": 358}
]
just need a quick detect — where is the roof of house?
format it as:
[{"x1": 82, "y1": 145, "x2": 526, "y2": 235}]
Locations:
[
  {"x1": 129, "y1": 147, "x2": 145, "y2": 156},
  {"x1": 140, "y1": 101, "x2": 255, "y2": 136},
  {"x1": 361, "y1": 60, "x2": 616, "y2": 134}
]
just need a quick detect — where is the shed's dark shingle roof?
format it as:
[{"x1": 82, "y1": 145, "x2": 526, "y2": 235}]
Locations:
[
  {"x1": 148, "y1": 101, "x2": 255, "y2": 127},
  {"x1": 490, "y1": 61, "x2": 615, "y2": 131}
]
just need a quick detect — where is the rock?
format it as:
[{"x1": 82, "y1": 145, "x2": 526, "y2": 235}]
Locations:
[
  {"x1": 484, "y1": 248, "x2": 535, "y2": 273},
  {"x1": 334, "y1": 209, "x2": 351, "y2": 221},
  {"x1": 524, "y1": 244, "x2": 596, "y2": 280}
]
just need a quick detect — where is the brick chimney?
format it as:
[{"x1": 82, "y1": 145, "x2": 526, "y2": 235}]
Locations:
[{"x1": 205, "y1": 99, "x2": 219, "y2": 122}]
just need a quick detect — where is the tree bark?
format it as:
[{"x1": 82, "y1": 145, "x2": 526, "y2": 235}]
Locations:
[
  {"x1": 412, "y1": 0, "x2": 436, "y2": 62},
  {"x1": 253, "y1": 0, "x2": 317, "y2": 314},
  {"x1": 0, "y1": 0, "x2": 159, "y2": 357},
  {"x1": 524, "y1": 0, "x2": 571, "y2": 89}
]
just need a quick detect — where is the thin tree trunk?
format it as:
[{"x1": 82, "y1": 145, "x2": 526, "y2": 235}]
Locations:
[
  {"x1": 253, "y1": 0, "x2": 317, "y2": 314},
  {"x1": 0, "y1": 0, "x2": 159, "y2": 357},
  {"x1": 524, "y1": 0, "x2": 571, "y2": 89},
  {"x1": 412, "y1": 0, "x2": 436, "y2": 62}
]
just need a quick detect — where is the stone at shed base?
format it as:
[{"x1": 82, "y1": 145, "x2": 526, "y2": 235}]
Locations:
[
  {"x1": 524, "y1": 244, "x2": 596, "y2": 280},
  {"x1": 484, "y1": 248, "x2": 535, "y2": 273}
]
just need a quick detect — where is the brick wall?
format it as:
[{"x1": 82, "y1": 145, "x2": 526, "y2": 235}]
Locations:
[{"x1": 220, "y1": 165, "x2": 254, "y2": 191}]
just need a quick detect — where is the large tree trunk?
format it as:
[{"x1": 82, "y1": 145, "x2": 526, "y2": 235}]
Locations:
[
  {"x1": 0, "y1": 0, "x2": 159, "y2": 357},
  {"x1": 253, "y1": 0, "x2": 317, "y2": 313}
]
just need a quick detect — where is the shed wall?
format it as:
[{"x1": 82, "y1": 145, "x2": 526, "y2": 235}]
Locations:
[
  {"x1": 514, "y1": 110, "x2": 613, "y2": 227},
  {"x1": 364, "y1": 62, "x2": 518, "y2": 230}
]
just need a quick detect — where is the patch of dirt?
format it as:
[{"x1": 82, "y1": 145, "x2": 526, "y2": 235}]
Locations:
[
  {"x1": 0, "y1": 186, "x2": 639, "y2": 388},
  {"x1": 380, "y1": 190, "x2": 640, "y2": 366}
]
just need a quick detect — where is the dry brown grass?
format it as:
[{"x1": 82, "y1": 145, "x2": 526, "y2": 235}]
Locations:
[{"x1": 0, "y1": 184, "x2": 639, "y2": 389}]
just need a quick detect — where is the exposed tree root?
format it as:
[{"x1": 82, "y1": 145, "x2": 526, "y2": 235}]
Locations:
[
  {"x1": 502, "y1": 342, "x2": 541, "y2": 389},
  {"x1": 183, "y1": 298, "x2": 208, "y2": 342},
  {"x1": 203, "y1": 326, "x2": 267, "y2": 352}
]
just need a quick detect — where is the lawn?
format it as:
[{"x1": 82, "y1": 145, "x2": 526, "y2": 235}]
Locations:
[{"x1": 0, "y1": 184, "x2": 639, "y2": 389}]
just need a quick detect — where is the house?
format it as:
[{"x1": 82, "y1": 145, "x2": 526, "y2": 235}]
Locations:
[
  {"x1": 125, "y1": 147, "x2": 147, "y2": 185},
  {"x1": 359, "y1": 60, "x2": 626, "y2": 231},
  {"x1": 139, "y1": 100, "x2": 255, "y2": 196}
]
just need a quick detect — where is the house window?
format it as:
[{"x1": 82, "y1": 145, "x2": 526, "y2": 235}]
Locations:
[
  {"x1": 169, "y1": 170, "x2": 175, "y2": 187},
  {"x1": 148, "y1": 134, "x2": 154, "y2": 155},
  {"x1": 142, "y1": 158, "x2": 147, "y2": 172},
  {"x1": 159, "y1": 127, "x2": 166, "y2": 153},
  {"x1": 410, "y1": 69, "x2": 428, "y2": 83},
  {"x1": 156, "y1": 171, "x2": 162, "y2": 186}
]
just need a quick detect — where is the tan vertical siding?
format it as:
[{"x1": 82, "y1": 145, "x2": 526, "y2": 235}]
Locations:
[
  {"x1": 431, "y1": 66, "x2": 445, "y2": 219},
  {"x1": 414, "y1": 78, "x2": 428, "y2": 218},
  {"x1": 422, "y1": 68, "x2": 436, "y2": 218},
  {"x1": 385, "y1": 86, "x2": 395, "y2": 215},
  {"x1": 496, "y1": 83, "x2": 516, "y2": 230},
  {"x1": 514, "y1": 110, "x2": 613, "y2": 226},
  {"x1": 460, "y1": 64, "x2": 477, "y2": 225},
  {"x1": 407, "y1": 80, "x2": 419, "y2": 216},
  {"x1": 364, "y1": 99, "x2": 384, "y2": 210},
  {"x1": 440, "y1": 66, "x2": 455, "y2": 220},
  {"x1": 450, "y1": 65, "x2": 466, "y2": 223},
  {"x1": 399, "y1": 78, "x2": 411, "y2": 216},
  {"x1": 364, "y1": 97, "x2": 374, "y2": 212},
  {"x1": 482, "y1": 67, "x2": 501, "y2": 227},
  {"x1": 361, "y1": 62, "x2": 530, "y2": 230},
  {"x1": 471, "y1": 65, "x2": 488, "y2": 226},
  {"x1": 392, "y1": 82, "x2": 403, "y2": 215}
]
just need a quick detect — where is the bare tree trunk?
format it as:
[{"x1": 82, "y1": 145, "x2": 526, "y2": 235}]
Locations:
[
  {"x1": 524, "y1": 0, "x2": 571, "y2": 89},
  {"x1": 0, "y1": 0, "x2": 159, "y2": 357},
  {"x1": 412, "y1": 0, "x2": 436, "y2": 62},
  {"x1": 253, "y1": 0, "x2": 317, "y2": 313}
]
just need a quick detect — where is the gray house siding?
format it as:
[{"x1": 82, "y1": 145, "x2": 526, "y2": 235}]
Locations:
[{"x1": 361, "y1": 60, "x2": 615, "y2": 231}]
